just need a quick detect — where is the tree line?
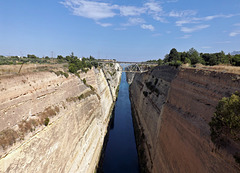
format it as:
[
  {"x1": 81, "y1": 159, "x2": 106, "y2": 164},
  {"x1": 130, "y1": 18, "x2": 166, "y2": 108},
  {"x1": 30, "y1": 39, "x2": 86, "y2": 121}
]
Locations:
[
  {"x1": 57, "y1": 53, "x2": 98, "y2": 73},
  {"x1": 162, "y1": 48, "x2": 240, "y2": 67},
  {"x1": 0, "y1": 53, "x2": 98, "y2": 73}
]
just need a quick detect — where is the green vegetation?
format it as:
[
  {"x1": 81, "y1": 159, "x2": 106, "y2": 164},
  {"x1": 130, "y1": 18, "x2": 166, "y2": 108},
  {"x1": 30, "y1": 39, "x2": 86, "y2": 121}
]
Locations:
[
  {"x1": 163, "y1": 48, "x2": 240, "y2": 66},
  {"x1": 115, "y1": 85, "x2": 120, "y2": 97},
  {"x1": 66, "y1": 53, "x2": 98, "y2": 73},
  {"x1": 146, "y1": 59, "x2": 163, "y2": 66},
  {"x1": 0, "y1": 53, "x2": 100, "y2": 74},
  {"x1": 44, "y1": 117, "x2": 50, "y2": 126},
  {"x1": 54, "y1": 71, "x2": 69, "y2": 78},
  {"x1": 0, "y1": 106, "x2": 60, "y2": 150},
  {"x1": 107, "y1": 71, "x2": 116, "y2": 76},
  {"x1": 0, "y1": 54, "x2": 67, "y2": 65},
  {"x1": 78, "y1": 90, "x2": 96, "y2": 101},
  {"x1": 209, "y1": 92, "x2": 240, "y2": 145},
  {"x1": 209, "y1": 92, "x2": 240, "y2": 164},
  {"x1": 83, "y1": 78, "x2": 87, "y2": 85}
]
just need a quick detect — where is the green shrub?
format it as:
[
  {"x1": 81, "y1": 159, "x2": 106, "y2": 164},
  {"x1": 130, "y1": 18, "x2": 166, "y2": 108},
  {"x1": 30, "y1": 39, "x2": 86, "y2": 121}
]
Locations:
[
  {"x1": 83, "y1": 78, "x2": 86, "y2": 85},
  {"x1": 54, "y1": 71, "x2": 69, "y2": 78},
  {"x1": 78, "y1": 94, "x2": 84, "y2": 100},
  {"x1": 63, "y1": 72, "x2": 69, "y2": 78},
  {"x1": 44, "y1": 117, "x2": 50, "y2": 126},
  {"x1": 209, "y1": 92, "x2": 240, "y2": 146},
  {"x1": 169, "y1": 60, "x2": 182, "y2": 67},
  {"x1": 116, "y1": 85, "x2": 120, "y2": 96}
]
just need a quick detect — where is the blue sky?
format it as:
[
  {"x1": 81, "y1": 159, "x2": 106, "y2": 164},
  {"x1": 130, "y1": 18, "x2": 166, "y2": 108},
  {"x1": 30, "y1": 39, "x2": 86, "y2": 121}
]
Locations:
[{"x1": 0, "y1": 0, "x2": 240, "y2": 61}]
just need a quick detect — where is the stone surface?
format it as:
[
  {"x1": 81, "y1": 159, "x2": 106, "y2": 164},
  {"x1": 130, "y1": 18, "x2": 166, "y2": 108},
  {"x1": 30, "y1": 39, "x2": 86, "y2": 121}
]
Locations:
[
  {"x1": 129, "y1": 66, "x2": 240, "y2": 173},
  {"x1": 0, "y1": 64, "x2": 121, "y2": 173}
]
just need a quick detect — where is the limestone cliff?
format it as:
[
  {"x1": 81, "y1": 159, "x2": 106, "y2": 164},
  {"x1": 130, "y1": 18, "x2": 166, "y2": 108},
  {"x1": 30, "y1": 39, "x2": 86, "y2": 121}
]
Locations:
[
  {"x1": 0, "y1": 64, "x2": 121, "y2": 173},
  {"x1": 129, "y1": 65, "x2": 240, "y2": 173}
]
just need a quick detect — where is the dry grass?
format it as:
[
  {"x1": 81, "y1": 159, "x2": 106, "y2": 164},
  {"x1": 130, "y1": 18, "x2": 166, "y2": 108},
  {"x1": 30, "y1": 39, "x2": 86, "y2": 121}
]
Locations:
[
  {"x1": 206, "y1": 65, "x2": 240, "y2": 74},
  {"x1": 66, "y1": 90, "x2": 98, "y2": 103},
  {"x1": 0, "y1": 63, "x2": 68, "y2": 77},
  {"x1": 186, "y1": 64, "x2": 240, "y2": 75},
  {"x1": 0, "y1": 129, "x2": 18, "y2": 150},
  {"x1": 18, "y1": 119, "x2": 39, "y2": 139},
  {"x1": 0, "y1": 106, "x2": 60, "y2": 150},
  {"x1": 38, "y1": 106, "x2": 59, "y2": 124},
  {"x1": 78, "y1": 90, "x2": 96, "y2": 100}
]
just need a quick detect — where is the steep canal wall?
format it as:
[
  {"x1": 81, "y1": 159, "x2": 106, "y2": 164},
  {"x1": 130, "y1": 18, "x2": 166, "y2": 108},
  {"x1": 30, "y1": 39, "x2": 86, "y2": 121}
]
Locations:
[
  {"x1": 129, "y1": 66, "x2": 240, "y2": 173},
  {"x1": 0, "y1": 64, "x2": 121, "y2": 173}
]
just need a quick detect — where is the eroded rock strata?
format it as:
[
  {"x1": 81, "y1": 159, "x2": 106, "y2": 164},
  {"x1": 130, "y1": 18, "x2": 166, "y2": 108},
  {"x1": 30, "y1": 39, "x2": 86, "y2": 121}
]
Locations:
[
  {"x1": 129, "y1": 66, "x2": 240, "y2": 173},
  {"x1": 0, "y1": 64, "x2": 121, "y2": 173}
]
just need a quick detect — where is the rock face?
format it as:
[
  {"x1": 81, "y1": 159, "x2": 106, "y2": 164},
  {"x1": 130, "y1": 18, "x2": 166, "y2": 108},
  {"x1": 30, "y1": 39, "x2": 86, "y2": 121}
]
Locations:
[
  {"x1": 0, "y1": 64, "x2": 121, "y2": 173},
  {"x1": 129, "y1": 66, "x2": 240, "y2": 173},
  {"x1": 126, "y1": 72, "x2": 135, "y2": 84}
]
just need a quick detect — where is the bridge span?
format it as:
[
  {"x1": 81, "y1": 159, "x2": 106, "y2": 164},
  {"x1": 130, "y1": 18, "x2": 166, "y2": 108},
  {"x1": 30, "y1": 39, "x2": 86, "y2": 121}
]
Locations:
[
  {"x1": 97, "y1": 60, "x2": 158, "y2": 65},
  {"x1": 89, "y1": 59, "x2": 158, "y2": 73}
]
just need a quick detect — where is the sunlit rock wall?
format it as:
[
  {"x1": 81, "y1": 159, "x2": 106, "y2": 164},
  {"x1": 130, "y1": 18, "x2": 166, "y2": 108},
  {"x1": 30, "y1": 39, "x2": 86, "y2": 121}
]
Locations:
[
  {"x1": 129, "y1": 66, "x2": 240, "y2": 173},
  {"x1": 0, "y1": 64, "x2": 121, "y2": 173}
]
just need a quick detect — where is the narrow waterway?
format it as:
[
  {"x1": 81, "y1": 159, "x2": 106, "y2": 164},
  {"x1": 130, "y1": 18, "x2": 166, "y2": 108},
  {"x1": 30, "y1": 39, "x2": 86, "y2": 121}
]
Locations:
[{"x1": 100, "y1": 72, "x2": 139, "y2": 173}]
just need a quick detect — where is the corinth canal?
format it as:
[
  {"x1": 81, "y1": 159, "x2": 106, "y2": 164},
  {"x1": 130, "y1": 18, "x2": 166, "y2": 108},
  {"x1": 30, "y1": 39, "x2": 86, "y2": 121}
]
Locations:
[{"x1": 99, "y1": 72, "x2": 139, "y2": 173}]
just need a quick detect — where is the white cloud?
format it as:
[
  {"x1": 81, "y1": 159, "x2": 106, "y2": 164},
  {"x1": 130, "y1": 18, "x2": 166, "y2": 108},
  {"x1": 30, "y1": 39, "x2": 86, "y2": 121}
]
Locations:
[
  {"x1": 144, "y1": 1, "x2": 163, "y2": 13},
  {"x1": 229, "y1": 30, "x2": 240, "y2": 37},
  {"x1": 141, "y1": 24, "x2": 155, "y2": 31},
  {"x1": 119, "y1": 6, "x2": 146, "y2": 16},
  {"x1": 176, "y1": 19, "x2": 199, "y2": 26},
  {"x1": 96, "y1": 21, "x2": 112, "y2": 27},
  {"x1": 152, "y1": 33, "x2": 162, "y2": 37},
  {"x1": 216, "y1": 41, "x2": 231, "y2": 44},
  {"x1": 193, "y1": 14, "x2": 237, "y2": 21},
  {"x1": 181, "y1": 25, "x2": 209, "y2": 33},
  {"x1": 61, "y1": 0, "x2": 118, "y2": 20},
  {"x1": 144, "y1": 1, "x2": 166, "y2": 23},
  {"x1": 234, "y1": 23, "x2": 240, "y2": 26},
  {"x1": 114, "y1": 27, "x2": 127, "y2": 31},
  {"x1": 176, "y1": 13, "x2": 240, "y2": 26},
  {"x1": 167, "y1": 0, "x2": 178, "y2": 3},
  {"x1": 169, "y1": 10, "x2": 197, "y2": 18},
  {"x1": 123, "y1": 17, "x2": 145, "y2": 26},
  {"x1": 179, "y1": 34, "x2": 191, "y2": 39},
  {"x1": 153, "y1": 16, "x2": 168, "y2": 23}
]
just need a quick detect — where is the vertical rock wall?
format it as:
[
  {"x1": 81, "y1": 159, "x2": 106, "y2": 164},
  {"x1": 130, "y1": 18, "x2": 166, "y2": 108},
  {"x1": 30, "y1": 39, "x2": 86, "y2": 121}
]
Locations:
[
  {"x1": 0, "y1": 64, "x2": 121, "y2": 173},
  {"x1": 129, "y1": 66, "x2": 240, "y2": 173}
]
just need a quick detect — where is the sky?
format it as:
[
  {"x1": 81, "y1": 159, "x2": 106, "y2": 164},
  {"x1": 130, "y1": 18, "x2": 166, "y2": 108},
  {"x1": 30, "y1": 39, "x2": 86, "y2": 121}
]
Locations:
[{"x1": 0, "y1": 0, "x2": 240, "y2": 61}]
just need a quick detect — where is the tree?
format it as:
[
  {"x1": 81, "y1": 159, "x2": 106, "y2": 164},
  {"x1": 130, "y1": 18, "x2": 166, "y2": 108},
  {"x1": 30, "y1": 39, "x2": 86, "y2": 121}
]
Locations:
[
  {"x1": 27, "y1": 54, "x2": 37, "y2": 59},
  {"x1": 209, "y1": 92, "x2": 240, "y2": 146},
  {"x1": 157, "y1": 59, "x2": 163, "y2": 65},
  {"x1": 232, "y1": 55, "x2": 240, "y2": 66},
  {"x1": 169, "y1": 48, "x2": 180, "y2": 62},
  {"x1": 57, "y1": 55, "x2": 64, "y2": 59},
  {"x1": 188, "y1": 48, "x2": 205, "y2": 65},
  {"x1": 68, "y1": 63, "x2": 78, "y2": 73}
]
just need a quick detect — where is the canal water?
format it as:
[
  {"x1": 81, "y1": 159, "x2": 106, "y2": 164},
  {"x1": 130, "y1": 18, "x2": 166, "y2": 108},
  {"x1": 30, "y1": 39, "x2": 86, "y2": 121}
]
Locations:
[{"x1": 100, "y1": 72, "x2": 139, "y2": 173}]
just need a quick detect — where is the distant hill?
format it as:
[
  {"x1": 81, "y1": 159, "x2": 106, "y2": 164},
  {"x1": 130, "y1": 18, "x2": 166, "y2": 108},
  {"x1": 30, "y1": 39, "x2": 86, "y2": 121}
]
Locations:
[{"x1": 231, "y1": 51, "x2": 240, "y2": 55}]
